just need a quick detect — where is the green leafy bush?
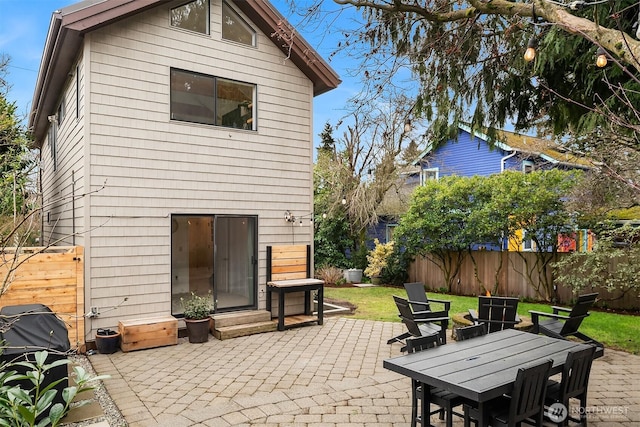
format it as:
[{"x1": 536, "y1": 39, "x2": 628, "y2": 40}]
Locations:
[{"x1": 0, "y1": 350, "x2": 109, "y2": 426}]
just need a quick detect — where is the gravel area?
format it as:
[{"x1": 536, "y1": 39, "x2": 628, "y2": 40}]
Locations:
[{"x1": 62, "y1": 353, "x2": 127, "y2": 427}]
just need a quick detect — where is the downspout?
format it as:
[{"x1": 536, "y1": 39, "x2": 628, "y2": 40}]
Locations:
[
  {"x1": 500, "y1": 150, "x2": 518, "y2": 251},
  {"x1": 501, "y1": 150, "x2": 517, "y2": 172}
]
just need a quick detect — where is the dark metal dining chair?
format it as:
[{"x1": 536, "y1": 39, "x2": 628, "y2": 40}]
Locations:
[
  {"x1": 469, "y1": 295, "x2": 520, "y2": 333},
  {"x1": 545, "y1": 345, "x2": 597, "y2": 426},
  {"x1": 391, "y1": 295, "x2": 449, "y2": 351},
  {"x1": 455, "y1": 323, "x2": 487, "y2": 341},
  {"x1": 464, "y1": 359, "x2": 553, "y2": 427},
  {"x1": 529, "y1": 293, "x2": 602, "y2": 348},
  {"x1": 406, "y1": 334, "x2": 470, "y2": 427}
]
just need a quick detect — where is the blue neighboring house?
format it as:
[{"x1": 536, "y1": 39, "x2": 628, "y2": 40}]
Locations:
[{"x1": 370, "y1": 124, "x2": 591, "y2": 248}]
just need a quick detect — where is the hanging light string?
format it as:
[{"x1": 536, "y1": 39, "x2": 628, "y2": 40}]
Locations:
[{"x1": 522, "y1": 0, "x2": 627, "y2": 67}]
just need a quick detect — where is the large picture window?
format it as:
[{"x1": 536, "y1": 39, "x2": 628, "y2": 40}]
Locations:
[
  {"x1": 171, "y1": 0, "x2": 209, "y2": 34},
  {"x1": 222, "y1": 2, "x2": 255, "y2": 46},
  {"x1": 170, "y1": 68, "x2": 256, "y2": 130}
]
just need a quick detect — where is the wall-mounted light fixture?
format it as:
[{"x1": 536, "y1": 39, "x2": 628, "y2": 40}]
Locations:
[
  {"x1": 285, "y1": 210, "x2": 314, "y2": 225},
  {"x1": 284, "y1": 210, "x2": 296, "y2": 222},
  {"x1": 47, "y1": 114, "x2": 58, "y2": 123}
]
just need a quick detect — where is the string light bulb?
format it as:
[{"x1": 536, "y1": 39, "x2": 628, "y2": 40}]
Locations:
[
  {"x1": 404, "y1": 119, "x2": 412, "y2": 133},
  {"x1": 596, "y1": 47, "x2": 608, "y2": 68},
  {"x1": 524, "y1": 36, "x2": 538, "y2": 62}
]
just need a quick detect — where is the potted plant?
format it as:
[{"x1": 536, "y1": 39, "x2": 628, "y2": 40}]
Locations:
[
  {"x1": 180, "y1": 291, "x2": 213, "y2": 343},
  {"x1": 364, "y1": 239, "x2": 394, "y2": 285}
]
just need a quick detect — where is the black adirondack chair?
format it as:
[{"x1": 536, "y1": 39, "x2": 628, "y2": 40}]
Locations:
[
  {"x1": 529, "y1": 293, "x2": 602, "y2": 348},
  {"x1": 406, "y1": 334, "x2": 470, "y2": 427},
  {"x1": 464, "y1": 359, "x2": 553, "y2": 427},
  {"x1": 404, "y1": 282, "x2": 452, "y2": 315},
  {"x1": 469, "y1": 296, "x2": 520, "y2": 333},
  {"x1": 545, "y1": 346, "x2": 597, "y2": 426},
  {"x1": 391, "y1": 295, "x2": 449, "y2": 350},
  {"x1": 388, "y1": 284, "x2": 451, "y2": 347}
]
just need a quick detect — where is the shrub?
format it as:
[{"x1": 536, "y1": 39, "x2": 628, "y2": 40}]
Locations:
[
  {"x1": 364, "y1": 239, "x2": 394, "y2": 278},
  {"x1": 180, "y1": 291, "x2": 214, "y2": 319},
  {"x1": 0, "y1": 350, "x2": 109, "y2": 426},
  {"x1": 315, "y1": 265, "x2": 344, "y2": 286}
]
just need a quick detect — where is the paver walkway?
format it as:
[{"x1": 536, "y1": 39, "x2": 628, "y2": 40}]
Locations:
[{"x1": 89, "y1": 317, "x2": 639, "y2": 426}]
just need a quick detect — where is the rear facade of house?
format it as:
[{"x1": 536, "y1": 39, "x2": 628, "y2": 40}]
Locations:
[{"x1": 30, "y1": 0, "x2": 339, "y2": 341}]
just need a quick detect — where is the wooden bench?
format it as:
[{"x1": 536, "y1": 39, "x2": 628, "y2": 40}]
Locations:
[
  {"x1": 266, "y1": 245, "x2": 324, "y2": 330},
  {"x1": 118, "y1": 315, "x2": 178, "y2": 352}
]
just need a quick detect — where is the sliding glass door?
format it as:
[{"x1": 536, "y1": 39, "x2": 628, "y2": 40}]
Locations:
[{"x1": 171, "y1": 215, "x2": 257, "y2": 315}]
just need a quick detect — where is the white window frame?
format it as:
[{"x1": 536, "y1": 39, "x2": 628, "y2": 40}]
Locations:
[
  {"x1": 421, "y1": 167, "x2": 439, "y2": 185},
  {"x1": 522, "y1": 160, "x2": 535, "y2": 174},
  {"x1": 521, "y1": 230, "x2": 536, "y2": 252}
]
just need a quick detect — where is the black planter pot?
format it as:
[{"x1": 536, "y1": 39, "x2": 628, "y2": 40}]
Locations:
[
  {"x1": 96, "y1": 328, "x2": 121, "y2": 354},
  {"x1": 184, "y1": 318, "x2": 210, "y2": 343}
]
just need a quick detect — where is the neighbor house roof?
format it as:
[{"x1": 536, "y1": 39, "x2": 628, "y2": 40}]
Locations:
[
  {"x1": 29, "y1": 0, "x2": 341, "y2": 145},
  {"x1": 415, "y1": 124, "x2": 592, "y2": 170}
]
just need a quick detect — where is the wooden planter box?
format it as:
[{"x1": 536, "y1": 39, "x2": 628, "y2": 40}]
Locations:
[{"x1": 118, "y1": 316, "x2": 178, "y2": 352}]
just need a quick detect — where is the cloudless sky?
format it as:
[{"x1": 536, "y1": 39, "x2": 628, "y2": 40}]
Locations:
[{"x1": 0, "y1": 0, "x2": 361, "y2": 145}]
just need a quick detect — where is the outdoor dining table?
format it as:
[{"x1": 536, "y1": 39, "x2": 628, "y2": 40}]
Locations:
[{"x1": 383, "y1": 328, "x2": 602, "y2": 427}]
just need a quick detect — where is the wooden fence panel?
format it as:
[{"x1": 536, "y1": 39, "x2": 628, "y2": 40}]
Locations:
[
  {"x1": 409, "y1": 250, "x2": 638, "y2": 310},
  {"x1": 0, "y1": 247, "x2": 85, "y2": 349}
]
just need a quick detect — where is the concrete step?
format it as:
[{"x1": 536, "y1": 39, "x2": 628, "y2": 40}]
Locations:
[
  {"x1": 211, "y1": 310, "x2": 271, "y2": 328},
  {"x1": 213, "y1": 320, "x2": 277, "y2": 340}
]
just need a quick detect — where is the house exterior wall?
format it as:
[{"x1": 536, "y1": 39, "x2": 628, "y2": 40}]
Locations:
[
  {"x1": 41, "y1": 0, "x2": 316, "y2": 338},
  {"x1": 421, "y1": 130, "x2": 517, "y2": 178},
  {"x1": 41, "y1": 54, "x2": 87, "y2": 248}
]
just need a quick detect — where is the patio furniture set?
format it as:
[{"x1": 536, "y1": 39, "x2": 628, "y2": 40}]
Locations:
[{"x1": 384, "y1": 283, "x2": 602, "y2": 427}]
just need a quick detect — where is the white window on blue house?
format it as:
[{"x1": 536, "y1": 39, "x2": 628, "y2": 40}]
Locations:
[
  {"x1": 171, "y1": 0, "x2": 209, "y2": 35},
  {"x1": 522, "y1": 160, "x2": 534, "y2": 174},
  {"x1": 170, "y1": 68, "x2": 256, "y2": 130},
  {"x1": 222, "y1": 1, "x2": 256, "y2": 46},
  {"x1": 421, "y1": 167, "x2": 439, "y2": 185}
]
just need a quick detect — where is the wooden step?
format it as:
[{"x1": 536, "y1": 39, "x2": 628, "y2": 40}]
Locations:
[
  {"x1": 213, "y1": 320, "x2": 277, "y2": 340},
  {"x1": 211, "y1": 310, "x2": 271, "y2": 329}
]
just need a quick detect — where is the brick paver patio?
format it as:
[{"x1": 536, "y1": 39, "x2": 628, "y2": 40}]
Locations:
[{"x1": 89, "y1": 317, "x2": 639, "y2": 426}]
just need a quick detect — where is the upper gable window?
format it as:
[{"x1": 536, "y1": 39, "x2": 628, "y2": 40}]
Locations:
[
  {"x1": 222, "y1": 2, "x2": 255, "y2": 46},
  {"x1": 171, "y1": 0, "x2": 210, "y2": 35}
]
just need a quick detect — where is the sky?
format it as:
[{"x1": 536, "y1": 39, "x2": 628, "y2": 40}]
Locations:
[{"x1": 0, "y1": 0, "x2": 360, "y2": 144}]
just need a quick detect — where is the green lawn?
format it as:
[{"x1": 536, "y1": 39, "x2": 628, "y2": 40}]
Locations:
[{"x1": 324, "y1": 286, "x2": 640, "y2": 354}]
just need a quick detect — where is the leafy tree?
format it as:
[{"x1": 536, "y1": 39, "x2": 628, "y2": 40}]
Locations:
[
  {"x1": 499, "y1": 170, "x2": 581, "y2": 300},
  {"x1": 394, "y1": 175, "x2": 484, "y2": 292},
  {"x1": 313, "y1": 0, "x2": 640, "y2": 140},
  {"x1": 553, "y1": 225, "x2": 640, "y2": 305},
  {"x1": 318, "y1": 121, "x2": 336, "y2": 154},
  {"x1": 395, "y1": 171, "x2": 579, "y2": 298},
  {"x1": 0, "y1": 55, "x2": 31, "y2": 221},
  {"x1": 313, "y1": 93, "x2": 422, "y2": 269}
]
